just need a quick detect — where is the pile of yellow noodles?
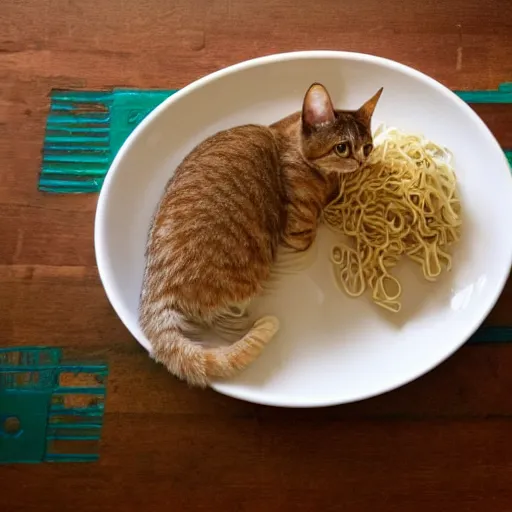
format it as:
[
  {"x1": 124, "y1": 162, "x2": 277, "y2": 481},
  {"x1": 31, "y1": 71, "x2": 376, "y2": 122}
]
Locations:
[{"x1": 323, "y1": 126, "x2": 461, "y2": 313}]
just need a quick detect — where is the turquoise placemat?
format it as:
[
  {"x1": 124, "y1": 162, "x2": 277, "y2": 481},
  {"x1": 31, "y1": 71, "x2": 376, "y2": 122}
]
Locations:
[
  {"x1": 40, "y1": 89, "x2": 177, "y2": 193},
  {"x1": 0, "y1": 347, "x2": 107, "y2": 464},
  {"x1": 39, "y1": 84, "x2": 512, "y2": 193}
]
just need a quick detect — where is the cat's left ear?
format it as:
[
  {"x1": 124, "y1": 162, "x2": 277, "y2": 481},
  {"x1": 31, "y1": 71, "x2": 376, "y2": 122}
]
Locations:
[
  {"x1": 356, "y1": 87, "x2": 383, "y2": 124},
  {"x1": 302, "y1": 83, "x2": 336, "y2": 132}
]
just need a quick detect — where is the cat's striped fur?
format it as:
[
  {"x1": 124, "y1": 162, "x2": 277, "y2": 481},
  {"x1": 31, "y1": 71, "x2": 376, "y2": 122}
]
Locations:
[{"x1": 139, "y1": 83, "x2": 382, "y2": 386}]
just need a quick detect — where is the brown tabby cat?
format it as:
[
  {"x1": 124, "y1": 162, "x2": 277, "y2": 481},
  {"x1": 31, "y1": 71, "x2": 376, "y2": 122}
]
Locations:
[{"x1": 139, "y1": 83, "x2": 382, "y2": 387}]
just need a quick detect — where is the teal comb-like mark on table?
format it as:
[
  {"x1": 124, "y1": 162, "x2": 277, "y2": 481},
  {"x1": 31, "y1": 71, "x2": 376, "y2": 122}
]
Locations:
[
  {"x1": 38, "y1": 83, "x2": 512, "y2": 194},
  {"x1": 0, "y1": 347, "x2": 108, "y2": 463},
  {"x1": 455, "y1": 82, "x2": 512, "y2": 102},
  {"x1": 468, "y1": 326, "x2": 512, "y2": 344},
  {"x1": 40, "y1": 88, "x2": 177, "y2": 193}
]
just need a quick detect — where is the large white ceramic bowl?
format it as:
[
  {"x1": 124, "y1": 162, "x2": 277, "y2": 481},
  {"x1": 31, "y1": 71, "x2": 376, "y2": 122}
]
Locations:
[{"x1": 95, "y1": 51, "x2": 512, "y2": 407}]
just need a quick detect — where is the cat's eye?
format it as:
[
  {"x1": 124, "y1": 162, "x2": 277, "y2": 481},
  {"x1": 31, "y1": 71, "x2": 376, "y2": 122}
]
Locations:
[
  {"x1": 335, "y1": 142, "x2": 350, "y2": 157},
  {"x1": 363, "y1": 144, "x2": 373, "y2": 157}
]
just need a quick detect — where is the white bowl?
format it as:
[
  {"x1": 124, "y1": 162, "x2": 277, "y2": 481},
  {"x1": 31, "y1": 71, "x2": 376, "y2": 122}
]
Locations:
[{"x1": 95, "y1": 51, "x2": 512, "y2": 407}]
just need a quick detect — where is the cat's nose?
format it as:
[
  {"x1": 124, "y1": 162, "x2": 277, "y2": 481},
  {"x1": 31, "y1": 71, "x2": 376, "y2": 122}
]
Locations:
[{"x1": 356, "y1": 151, "x2": 367, "y2": 165}]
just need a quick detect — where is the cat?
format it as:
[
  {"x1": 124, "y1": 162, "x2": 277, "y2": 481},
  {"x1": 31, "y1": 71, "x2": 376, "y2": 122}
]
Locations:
[{"x1": 139, "y1": 82, "x2": 383, "y2": 387}]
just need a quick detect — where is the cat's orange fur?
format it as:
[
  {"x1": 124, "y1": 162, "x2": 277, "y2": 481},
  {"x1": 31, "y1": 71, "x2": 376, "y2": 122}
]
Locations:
[{"x1": 139, "y1": 83, "x2": 382, "y2": 386}]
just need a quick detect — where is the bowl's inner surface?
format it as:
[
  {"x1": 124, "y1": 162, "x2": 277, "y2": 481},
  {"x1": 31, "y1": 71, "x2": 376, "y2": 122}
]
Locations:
[{"x1": 97, "y1": 54, "x2": 512, "y2": 406}]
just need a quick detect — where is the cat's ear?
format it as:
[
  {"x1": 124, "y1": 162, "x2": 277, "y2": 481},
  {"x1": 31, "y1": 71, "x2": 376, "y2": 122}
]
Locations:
[
  {"x1": 302, "y1": 83, "x2": 336, "y2": 131},
  {"x1": 356, "y1": 87, "x2": 383, "y2": 124}
]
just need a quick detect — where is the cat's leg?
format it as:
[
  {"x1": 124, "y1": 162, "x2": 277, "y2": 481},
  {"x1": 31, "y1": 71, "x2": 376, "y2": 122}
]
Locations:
[
  {"x1": 282, "y1": 202, "x2": 319, "y2": 252},
  {"x1": 211, "y1": 302, "x2": 253, "y2": 343}
]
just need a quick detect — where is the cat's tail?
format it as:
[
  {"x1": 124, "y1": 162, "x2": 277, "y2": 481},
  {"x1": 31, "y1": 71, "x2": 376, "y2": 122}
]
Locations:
[{"x1": 147, "y1": 312, "x2": 279, "y2": 387}]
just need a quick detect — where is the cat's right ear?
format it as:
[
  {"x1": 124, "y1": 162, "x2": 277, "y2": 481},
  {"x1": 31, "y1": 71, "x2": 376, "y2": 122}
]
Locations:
[
  {"x1": 302, "y1": 83, "x2": 335, "y2": 132},
  {"x1": 356, "y1": 87, "x2": 383, "y2": 124}
]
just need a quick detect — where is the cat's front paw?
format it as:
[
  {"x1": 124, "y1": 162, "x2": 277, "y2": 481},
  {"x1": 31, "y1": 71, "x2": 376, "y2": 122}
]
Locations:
[{"x1": 282, "y1": 229, "x2": 315, "y2": 252}]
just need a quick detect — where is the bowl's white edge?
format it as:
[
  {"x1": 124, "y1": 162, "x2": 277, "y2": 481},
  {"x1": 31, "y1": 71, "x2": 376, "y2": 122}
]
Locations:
[{"x1": 94, "y1": 50, "x2": 512, "y2": 408}]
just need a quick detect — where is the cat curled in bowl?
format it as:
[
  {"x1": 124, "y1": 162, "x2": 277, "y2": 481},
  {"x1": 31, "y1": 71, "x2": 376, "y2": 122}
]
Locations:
[{"x1": 139, "y1": 83, "x2": 382, "y2": 387}]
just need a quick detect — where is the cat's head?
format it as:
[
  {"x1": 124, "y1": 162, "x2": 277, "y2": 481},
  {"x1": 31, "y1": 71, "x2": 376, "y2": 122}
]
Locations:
[{"x1": 300, "y1": 83, "x2": 383, "y2": 174}]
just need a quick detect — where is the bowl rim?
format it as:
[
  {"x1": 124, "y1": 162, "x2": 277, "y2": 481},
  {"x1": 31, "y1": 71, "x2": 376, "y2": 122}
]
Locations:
[{"x1": 94, "y1": 50, "x2": 512, "y2": 408}]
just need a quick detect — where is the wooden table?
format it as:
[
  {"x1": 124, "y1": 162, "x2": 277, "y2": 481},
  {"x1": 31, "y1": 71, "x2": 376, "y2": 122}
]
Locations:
[{"x1": 1, "y1": 0, "x2": 511, "y2": 510}]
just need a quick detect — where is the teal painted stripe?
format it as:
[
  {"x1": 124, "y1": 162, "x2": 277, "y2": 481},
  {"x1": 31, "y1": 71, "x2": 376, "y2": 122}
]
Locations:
[
  {"x1": 468, "y1": 326, "x2": 512, "y2": 344},
  {"x1": 50, "y1": 103, "x2": 78, "y2": 112},
  {"x1": 39, "y1": 179, "x2": 102, "y2": 192},
  {"x1": 46, "y1": 126, "x2": 110, "y2": 134},
  {"x1": 43, "y1": 153, "x2": 110, "y2": 164},
  {"x1": 43, "y1": 143, "x2": 110, "y2": 153},
  {"x1": 41, "y1": 170, "x2": 106, "y2": 178},
  {"x1": 45, "y1": 454, "x2": 99, "y2": 462},
  {"x1": 0, "y1": 346, "x2": 61, "y2": 355},
  {"x1": 0, "y1": 363, "x2": 106, "y2": 371},
  {"x1": 455, "y1": 89, "x2": 512, "y2": 103},
  {"x1": 47, "y1": 114, "x2": 110, "y2": 124},
  {"x1": 53, "y1": 386, "x2": 105, "y2": 394},
  {"x1": 41, "y1": 161, "x2": 106, "y2": 168},
  {"x1": 57, "y1": 364, "x2": 109, "y2": 372},
  {"x1": 49, "y1": 408, "x2": 104, "y2": 416},
  {"x1": 44, "y1": 135, "x2": 109, "y2": 144},
  {"x1": 455, "y1": 92, "x2": 512, "y2": 103},
  {"x1": 47, "y1": 423, "x2": 102, "y2": 430},
  {"x1": 39, "y1": 186, "x2": 101, "y2": 193},
  {"x1": 46, "y1": 435, "x2": 100, "y2": 441},
  {"x1": 49, "y1": 407, "x2": 104, "y2": 415},
  {"x1": 51, "y1": 91, "x2": 113, "y2": 103},
  {"x1": 44, "y1": 146, "x2": 109, "y2": 154}
]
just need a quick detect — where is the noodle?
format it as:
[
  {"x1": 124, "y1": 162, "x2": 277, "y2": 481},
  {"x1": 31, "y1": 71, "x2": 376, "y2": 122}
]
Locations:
[{"x1": 323, "y1": 125, "x2": 461, "y2": 313}]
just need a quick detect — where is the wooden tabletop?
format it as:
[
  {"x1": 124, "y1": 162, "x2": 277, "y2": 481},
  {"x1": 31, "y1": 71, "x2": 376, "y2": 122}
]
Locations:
[{"x1": 1, "y1": 0, "x2": 512, "y2": 510}]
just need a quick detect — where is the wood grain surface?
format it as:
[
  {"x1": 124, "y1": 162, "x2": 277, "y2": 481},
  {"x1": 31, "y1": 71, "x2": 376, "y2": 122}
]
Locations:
[{"x1": 1, "y1": 0, "x2": 512, "y2": 510}]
